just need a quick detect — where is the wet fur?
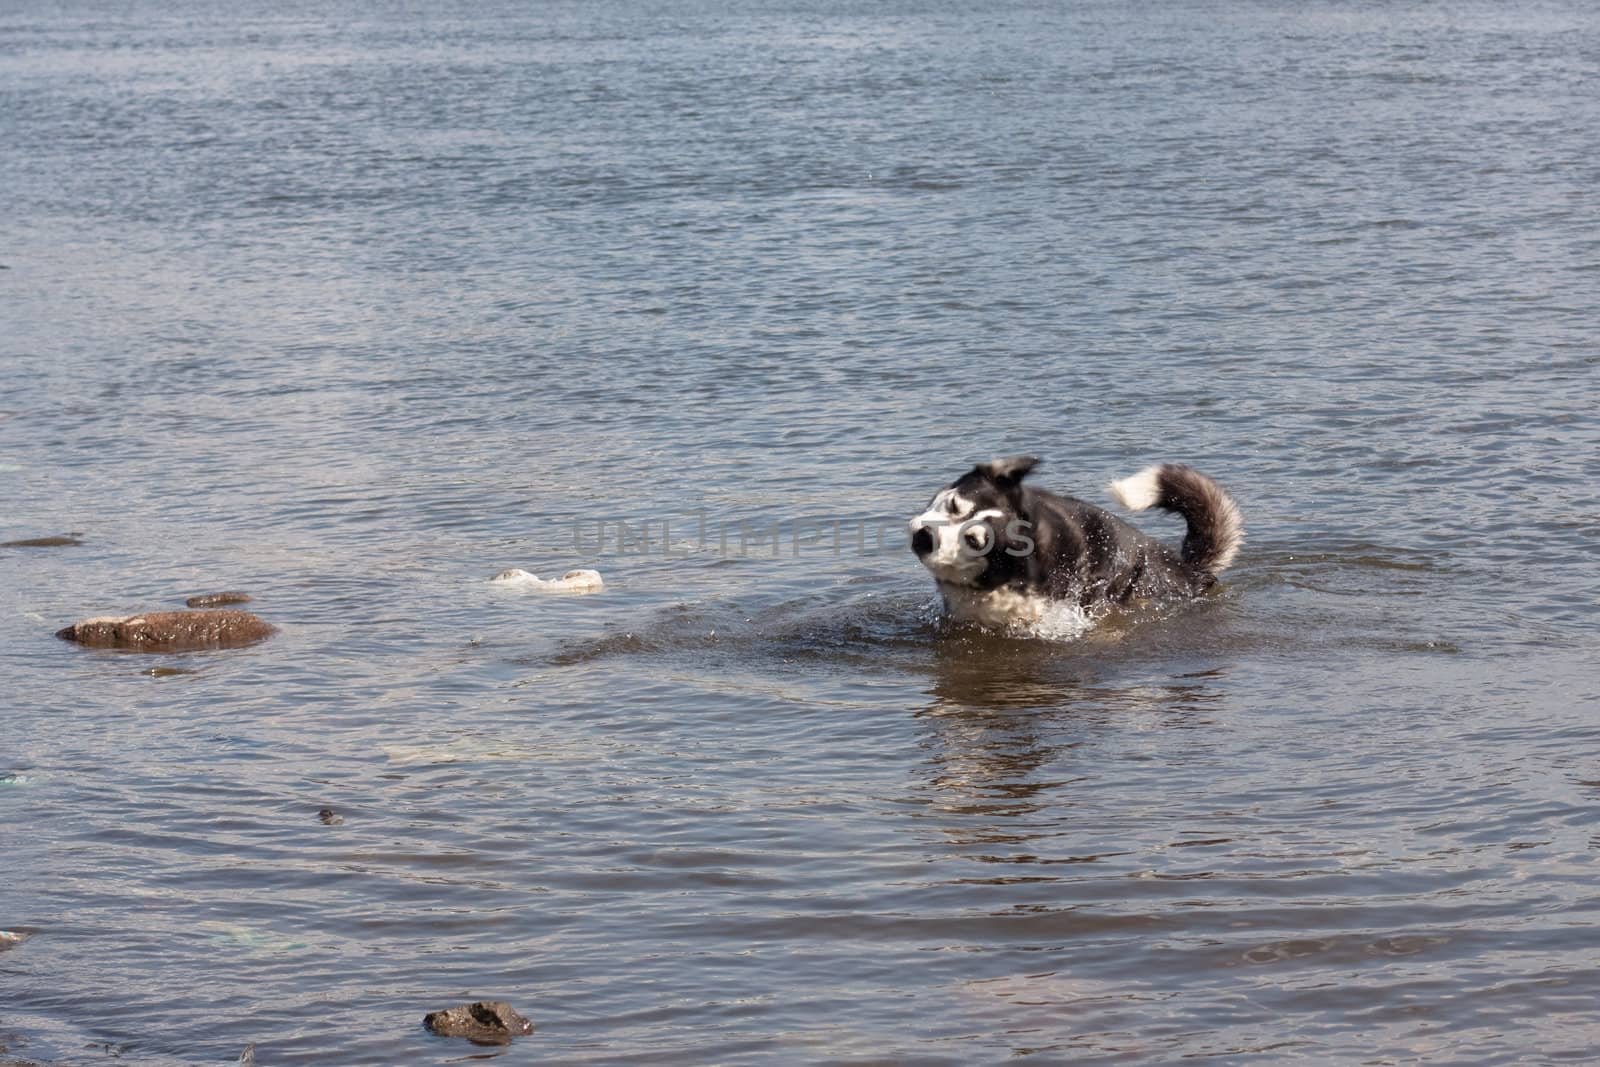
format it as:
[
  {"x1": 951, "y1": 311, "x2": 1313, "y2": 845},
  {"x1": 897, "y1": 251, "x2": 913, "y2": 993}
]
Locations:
[{"x1": 909, "y1": 457, "x2": 1243, "y2": 623}]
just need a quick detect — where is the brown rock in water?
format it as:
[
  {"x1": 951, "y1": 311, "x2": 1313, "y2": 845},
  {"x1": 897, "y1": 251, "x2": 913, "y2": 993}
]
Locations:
[
  {"x1": 422, "y1": 1001, "x2": 534, "y2": 1046},
  {"x1": 56, "y1": 610, "x2": 276, "y2": 652},
  {"x1": 186, "y1": 591, "x2": 253, "y2": 608}
]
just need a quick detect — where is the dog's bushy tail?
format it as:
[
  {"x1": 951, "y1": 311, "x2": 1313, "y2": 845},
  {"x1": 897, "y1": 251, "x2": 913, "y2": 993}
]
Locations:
[{"x1": 1107, "y1": 464, "x2": 1244, "y2": 575}]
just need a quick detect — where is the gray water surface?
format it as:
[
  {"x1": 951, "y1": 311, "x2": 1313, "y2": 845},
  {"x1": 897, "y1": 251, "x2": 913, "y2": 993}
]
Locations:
[{"x1": 3, "y1": 1, "x2": 1599, "y2": 1063}]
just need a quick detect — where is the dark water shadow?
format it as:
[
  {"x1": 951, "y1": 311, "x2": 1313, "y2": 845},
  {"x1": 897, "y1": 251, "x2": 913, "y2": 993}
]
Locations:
[{"x1": 536, "y1": 534, "x2": 1479, "y2": 684}]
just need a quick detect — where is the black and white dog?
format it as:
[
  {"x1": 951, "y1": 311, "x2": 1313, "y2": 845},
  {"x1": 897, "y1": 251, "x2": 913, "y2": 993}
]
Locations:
[{"x1": 909, "y1": 457, "x2": 1243, "y2": 627}]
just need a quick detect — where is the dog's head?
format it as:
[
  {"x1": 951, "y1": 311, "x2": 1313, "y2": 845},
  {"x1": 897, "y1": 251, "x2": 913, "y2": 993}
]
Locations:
[{"x1": 909, "y1": 456, "x2": 1039, "y2": 588}]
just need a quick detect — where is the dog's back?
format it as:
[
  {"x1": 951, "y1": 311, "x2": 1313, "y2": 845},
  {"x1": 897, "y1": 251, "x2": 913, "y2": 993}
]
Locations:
[{"x1": 1022, "y1": 486, "x2": 1202, "y2": 606}]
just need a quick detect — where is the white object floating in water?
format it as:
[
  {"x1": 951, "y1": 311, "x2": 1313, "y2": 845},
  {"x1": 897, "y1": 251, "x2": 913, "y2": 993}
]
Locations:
[{"x1": 490, "y1": 567, "x2": 604, "y2": 593}]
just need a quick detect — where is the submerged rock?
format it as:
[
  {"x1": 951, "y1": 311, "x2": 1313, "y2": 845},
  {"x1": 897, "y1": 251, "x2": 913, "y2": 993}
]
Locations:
[
  {"x1": 422, "y1": 1001, "x2": 534, "y2": 1046},
  {"x1": 185, "y1": 591, "x2": 253, "y2": 608},
  {"x1": 0, "y1": 1039, "x2": 45, "y2": 1067},
  {"x1": 56, "y1": 610, "x2": 276, "y2": 652},
  {"x1": 490, "y1": 567, "x2": 603, "y2": 593},
  {"x1": 197, "y1": 920, "x2": 307, "y2": 953},
  {"x1": 1, "y1": 535, "x2": 83, "y2": 547}
]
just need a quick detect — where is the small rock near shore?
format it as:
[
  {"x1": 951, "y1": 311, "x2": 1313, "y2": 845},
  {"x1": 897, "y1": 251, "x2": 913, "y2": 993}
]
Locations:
[
  {"x1": 185, "y1": 591, "x2": 253, "y2": 608},
  {"x1": 422, "y1": 1001, "x2": 534, "y2": 1045},
  {"x1": 56, "y1": 610, "x2": 276, "y2": 652}
]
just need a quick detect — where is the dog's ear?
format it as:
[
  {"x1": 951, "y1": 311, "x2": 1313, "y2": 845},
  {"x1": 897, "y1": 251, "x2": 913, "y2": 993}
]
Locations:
[{"x1": 975, "y1": 455, "x2": 1040, "y2": 487}]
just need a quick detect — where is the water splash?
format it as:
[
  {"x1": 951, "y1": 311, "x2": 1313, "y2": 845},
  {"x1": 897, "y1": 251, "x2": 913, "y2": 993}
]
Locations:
[{"x1": 1014, "y1": 600, "x2": 1099, "y2": 641}]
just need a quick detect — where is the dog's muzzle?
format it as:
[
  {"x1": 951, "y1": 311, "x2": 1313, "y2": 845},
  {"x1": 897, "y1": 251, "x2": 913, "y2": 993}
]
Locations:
[{"x1": 909, "y1": 512, "x2": 987, "y2": 584}]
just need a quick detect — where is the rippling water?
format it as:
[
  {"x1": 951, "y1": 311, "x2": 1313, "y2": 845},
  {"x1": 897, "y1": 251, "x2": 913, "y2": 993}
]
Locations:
[{"x1": 3, "y1": 1, "x2": 1599, "y2": 1063}]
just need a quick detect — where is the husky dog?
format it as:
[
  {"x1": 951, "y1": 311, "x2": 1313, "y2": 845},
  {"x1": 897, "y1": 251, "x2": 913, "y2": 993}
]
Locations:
[{"x1": 908, "y1": 456, "x2": 1243, "y2": 627}]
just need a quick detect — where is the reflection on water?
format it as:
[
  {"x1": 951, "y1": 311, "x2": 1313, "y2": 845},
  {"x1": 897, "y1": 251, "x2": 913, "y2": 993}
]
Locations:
[{"x1": 915, "y1": 633, "x2": 1227, "y2": 872}]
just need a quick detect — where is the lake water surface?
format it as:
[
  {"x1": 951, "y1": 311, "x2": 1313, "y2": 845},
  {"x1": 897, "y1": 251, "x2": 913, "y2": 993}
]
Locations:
[{"x1": 3, "y1": 1, "x2": 1599, "y2": 1063}]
